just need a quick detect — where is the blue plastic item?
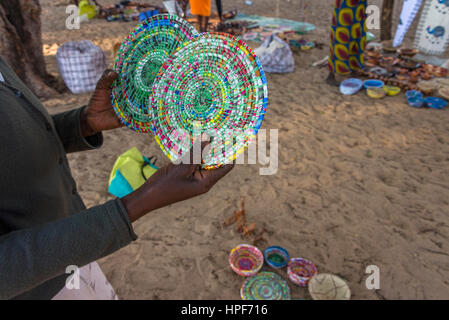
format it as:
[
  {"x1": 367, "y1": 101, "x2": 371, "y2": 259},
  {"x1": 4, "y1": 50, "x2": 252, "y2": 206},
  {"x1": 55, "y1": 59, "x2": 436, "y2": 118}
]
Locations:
[
  {"x1": 138, "y1": 11, "x2": 147, "y2": 21},
  {"x1": 264, "y1": 246, "x2": 290, "y2": 269},
  {"x1": 363, "y1": 79, "x2": 384, "y2": 89},
  {"x1": 340, "y1": 78, "x2": 363, "y2": 95},
  {"x1": 424, "y1": 97, "x2": 447, "y2": 109},
  {"x1": 109, "y1": 170, "x2": 133, "y2": 198},
  {"x1": 139, "y1": 10, "x2": 159, "y2": 21},
  {"x1": 406, "y1": 90, "x2": 425, "y2": 108}
]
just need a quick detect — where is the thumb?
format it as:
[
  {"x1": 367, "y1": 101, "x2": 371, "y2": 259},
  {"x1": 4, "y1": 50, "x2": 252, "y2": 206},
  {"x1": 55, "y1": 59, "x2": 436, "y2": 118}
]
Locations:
[
  {"x1": 96, "y1": 69, "x2": 118, "y2": 90},
  {"x1": 202, "y1": 163, "x2": 234, "y2": 184}
]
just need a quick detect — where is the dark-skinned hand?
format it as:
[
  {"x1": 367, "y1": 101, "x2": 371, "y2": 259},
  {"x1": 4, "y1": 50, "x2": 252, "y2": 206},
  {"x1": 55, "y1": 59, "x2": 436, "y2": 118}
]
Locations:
[{"x1": 80, "y1": 69, "x2": 123, "y2": 137}]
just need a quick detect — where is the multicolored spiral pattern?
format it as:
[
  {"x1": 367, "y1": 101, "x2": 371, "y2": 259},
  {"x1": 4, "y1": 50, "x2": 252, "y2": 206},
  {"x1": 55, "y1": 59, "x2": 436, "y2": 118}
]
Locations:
[
  {"x1": 111, "y1": 14, "x2": 198, "y2": 132},
  {"x1": 229, "y1": 244, "x2": 264, "y2": 277},
  {"x1": 241, "y1": 272, "x2": 291, "y2": 300},
  {"x1": 151, "y1": 33, "x2": 268, "y2": 169}
]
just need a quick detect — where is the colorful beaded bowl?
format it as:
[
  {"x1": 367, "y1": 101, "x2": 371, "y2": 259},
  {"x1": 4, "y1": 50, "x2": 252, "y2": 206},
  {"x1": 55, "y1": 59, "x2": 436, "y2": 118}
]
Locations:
[
  {"x1": 241, "y1": 271, "x2": 291, "y2": 300},
  {"x1": 287, "y1": 258, "x2": 317, "y2": 286},
  {"x1": 264, "y1": 246, "x2": 289, "y2": 269},
  {"x1": 150, "y1": 32, "x2": 268, "y2": 169},
  {"x1": 111, "y1": 14, "x2": 198, "y2": 132},
  {"x1": 229, "y1": 244, "x2": 264, "y2": 277}
]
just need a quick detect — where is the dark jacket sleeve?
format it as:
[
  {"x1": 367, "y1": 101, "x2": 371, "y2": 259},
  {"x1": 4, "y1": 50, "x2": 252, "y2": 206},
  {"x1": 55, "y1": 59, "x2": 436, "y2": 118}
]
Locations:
[
  {"x1": 0, "y1": 199, "x2": 137, "y2": 300},
  {"x1": 51, "y1": 106, "x2": 103, "y2": 153}
]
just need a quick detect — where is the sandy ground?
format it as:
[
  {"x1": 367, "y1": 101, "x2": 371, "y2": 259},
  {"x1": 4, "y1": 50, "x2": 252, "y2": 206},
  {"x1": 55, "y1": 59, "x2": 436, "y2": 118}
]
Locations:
[{"x1": 39, "y1": 0, "x2": 449, "y2": 299}]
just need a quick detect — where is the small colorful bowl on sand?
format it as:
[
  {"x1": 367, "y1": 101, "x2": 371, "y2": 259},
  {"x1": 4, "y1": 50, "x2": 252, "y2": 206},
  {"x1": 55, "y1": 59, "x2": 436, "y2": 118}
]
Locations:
[
  {"x1": 363, "y1": 79, "x2": 384, "y2": 89},
  {"x1": 397, "y1": 48, "x2": 418, "y2": 57},
  {"x1": 367, "y1": 86, "x2": 386, "y2": 99},
  {"x1": 229, "y1": 244, "x2": 264, "y2": 277},
  {"x1": 424, "y1": 97, "x2": 447, "y2": 109},
  {"x1": 240, "y1": 271, "x2": 291, "y2": 300},
  {"x1": 287, "y1": 258, "x2": 317, "y2": 286},
  {"x1": 264, "y1": 246, "x2": 290, "y2": 268},
  {"x1": 437, "y1": 87, "x2": 449, "y2": 101},
  {"x1": 384, "y1": 85, "x2": 401, "y2": 96},
  {"x1": 406, "y1": 90, "x2": 425, "y2": 108}
]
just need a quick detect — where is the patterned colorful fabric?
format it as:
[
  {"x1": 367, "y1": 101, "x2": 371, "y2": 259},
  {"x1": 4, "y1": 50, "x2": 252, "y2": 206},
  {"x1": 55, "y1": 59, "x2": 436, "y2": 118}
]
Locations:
[
  {"x1": 328, "y1": 0, "x2": 367, "y2": 75},
  {"x1": 414, "y1": 0, "x2": 449, "y2": 56},
  {"x1": 241, "y1": 272, "x2": 291, "y2": 300}
]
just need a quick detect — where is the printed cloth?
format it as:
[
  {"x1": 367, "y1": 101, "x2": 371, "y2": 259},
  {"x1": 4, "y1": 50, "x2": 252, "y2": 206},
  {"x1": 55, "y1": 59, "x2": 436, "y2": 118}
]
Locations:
[
  {"x1": 393, "y1": 0, "x2": 423, "y2": 47},
  {"x1": 414, "y1": 0, "x2": 449, "y2": 55},
  {"x1": 56, "y1": 40, "x2": 107, "y2": 94},
  {"x1": 328, "y1": 0, "x2": 367, "y2": 75}
]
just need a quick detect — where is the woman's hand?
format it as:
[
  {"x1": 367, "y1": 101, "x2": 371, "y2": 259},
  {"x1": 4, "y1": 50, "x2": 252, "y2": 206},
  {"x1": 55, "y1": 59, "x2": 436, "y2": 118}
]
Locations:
[
  {"x1": 80, "y1": 69, "x2": 123, "y2": 137},
  {"x1": 121, "y1": 143, "x2": 234, "y2": 222}
]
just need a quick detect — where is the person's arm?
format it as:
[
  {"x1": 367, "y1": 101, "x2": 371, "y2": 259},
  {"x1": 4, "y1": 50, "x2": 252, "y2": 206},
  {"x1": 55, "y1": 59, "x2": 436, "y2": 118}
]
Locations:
[
  {"x1": 51, "y1": 70, "x2": 122, "y2": 154},
  {"x1": 0, "y1": 142, "x2": 233, "y2": 299},
  {"x1": 0, "y1": 199, "x2": 136, "y2": 300},
  {"x1": 51, "y1": 107, "x2": 104, "y2": 153},
  {"x1": 121, "y1": 142, "x2": 235, "y2": 222}
]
